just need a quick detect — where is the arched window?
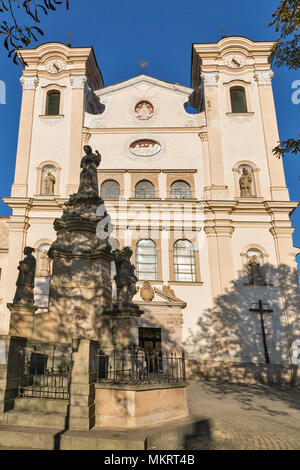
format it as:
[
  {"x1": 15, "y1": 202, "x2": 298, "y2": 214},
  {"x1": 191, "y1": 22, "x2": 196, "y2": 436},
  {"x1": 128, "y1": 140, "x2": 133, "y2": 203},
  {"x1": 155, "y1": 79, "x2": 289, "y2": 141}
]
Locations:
[
  {"x1": 46, "y1": 90, "x2": 60, "y2": 116},
  {"x1": 173, "y1": 239, "x2": 196, "y2": 282},
  {"x1": 246, "y1": 248, "x2": 265, "y2": 284},
  {"x1": 101, "y1": 180, "x2": 120, "y2": 199},
  {"x1": 230, "y1": 86, "x2": 247, "y2": 113},
  {"x1": 135, "y1": 180, "x2": 155, "y2": 199},
  {"x1": 136, "y1": 239, "x2": 157, "y2": 280},
  {"x1": 170, "y1": 180, "x2": 191, "y2": 199}
]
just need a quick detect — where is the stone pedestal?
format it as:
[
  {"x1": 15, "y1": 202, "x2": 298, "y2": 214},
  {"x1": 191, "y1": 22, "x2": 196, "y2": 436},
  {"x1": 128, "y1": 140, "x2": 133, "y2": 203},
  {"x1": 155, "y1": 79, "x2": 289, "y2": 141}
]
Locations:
[
  {"x1": 47, "y1": 192, "x2": 113, "y2": 343},
  {"x1": 68, "y1": 338, "x2": 98, "y2": 431},
  {"x1": 95, "y1": 382, "x2": 188, "y2": 429},
  {"x1": 7, "y1": 303, "x2": 38, "y2": 339},
  {"x1": 100, "y1": 307, "x2": 143, "y2": 351}
]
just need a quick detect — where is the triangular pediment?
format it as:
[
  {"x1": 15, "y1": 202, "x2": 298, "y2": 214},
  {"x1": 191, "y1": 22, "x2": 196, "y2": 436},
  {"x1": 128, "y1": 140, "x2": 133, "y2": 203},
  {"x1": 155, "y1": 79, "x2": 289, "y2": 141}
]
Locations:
[
  {"x1": 96, "y1": 74, "x2": 193, "y2": 98},
  {"x1": 154, "y1": 287, "x2": 186, "y2": 308}
]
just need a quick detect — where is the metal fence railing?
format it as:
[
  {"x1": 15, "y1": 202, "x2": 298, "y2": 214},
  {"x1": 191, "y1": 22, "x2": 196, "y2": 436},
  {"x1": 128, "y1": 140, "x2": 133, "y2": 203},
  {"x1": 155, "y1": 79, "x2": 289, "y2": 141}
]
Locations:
[
  {"x1": 96, "y1": 347, "x2": 186, "y2": 385},
  {"x1": 18, "y1": 342, "x2": 72, "y2": 400}
]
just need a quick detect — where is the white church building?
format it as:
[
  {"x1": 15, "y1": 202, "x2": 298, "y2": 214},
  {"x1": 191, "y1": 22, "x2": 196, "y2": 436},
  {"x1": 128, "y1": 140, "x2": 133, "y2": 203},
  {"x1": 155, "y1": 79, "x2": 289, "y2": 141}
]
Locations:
[{"x1": 0, "y1": 36, "x2": 299, "y2": 382}]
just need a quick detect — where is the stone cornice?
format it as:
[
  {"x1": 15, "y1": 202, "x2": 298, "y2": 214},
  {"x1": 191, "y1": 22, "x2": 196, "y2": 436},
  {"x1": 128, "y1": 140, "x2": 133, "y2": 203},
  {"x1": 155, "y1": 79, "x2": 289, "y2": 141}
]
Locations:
[
  {"x1": 85, "y1": 127, "x2": 204, "y2": 134},
  {"x1": 264, "y1": 201, "x2": 299, "y2": 216}
]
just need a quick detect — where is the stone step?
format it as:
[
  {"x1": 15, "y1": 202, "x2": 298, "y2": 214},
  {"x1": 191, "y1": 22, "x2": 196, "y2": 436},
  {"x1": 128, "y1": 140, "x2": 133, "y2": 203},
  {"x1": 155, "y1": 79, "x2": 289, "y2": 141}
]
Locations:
[
  {"x1": 0, "y1": 415, "x2": 210, "y2": 450},
  {"x1": 14, "y1": 397, "x2": 68, "y2": 414},
  {"x1": 0, "y1": 425, "x2": 62, "y2": 450},
  {"x1": 6, "y1": 410, "x2": 67, "y2": 429}
]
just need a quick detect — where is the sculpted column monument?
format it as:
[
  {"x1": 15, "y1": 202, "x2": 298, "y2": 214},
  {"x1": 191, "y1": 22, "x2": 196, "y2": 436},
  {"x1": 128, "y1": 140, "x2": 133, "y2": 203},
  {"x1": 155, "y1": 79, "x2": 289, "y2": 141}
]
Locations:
[{"x1": 41, "y1": 146, "x2": 114, "y2": 343}]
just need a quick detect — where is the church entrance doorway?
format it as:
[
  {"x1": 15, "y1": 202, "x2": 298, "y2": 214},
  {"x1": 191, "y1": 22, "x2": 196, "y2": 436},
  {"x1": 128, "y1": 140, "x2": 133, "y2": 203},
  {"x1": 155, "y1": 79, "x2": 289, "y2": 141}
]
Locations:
[{"x1": 138, "y1": 327, "x2": 162, "y2": 373}]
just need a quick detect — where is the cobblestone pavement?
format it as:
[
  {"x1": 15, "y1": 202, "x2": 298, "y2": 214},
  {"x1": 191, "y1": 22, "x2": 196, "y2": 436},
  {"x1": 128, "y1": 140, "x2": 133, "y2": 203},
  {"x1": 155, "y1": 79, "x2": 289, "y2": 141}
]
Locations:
[{"x1": 187, "y1": 381, "x2": 300, "y2": 450}]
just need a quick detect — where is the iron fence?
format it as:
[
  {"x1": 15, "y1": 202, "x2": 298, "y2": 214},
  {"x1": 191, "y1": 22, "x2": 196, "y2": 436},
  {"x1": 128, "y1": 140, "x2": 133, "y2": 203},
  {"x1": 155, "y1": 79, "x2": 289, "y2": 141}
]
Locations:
[
  {"x1": 18, "y1": 342, "x2": 72, "y2": 400},
  {"x1": 96, "y1": 347, "x2": 186, "y2": 385}
]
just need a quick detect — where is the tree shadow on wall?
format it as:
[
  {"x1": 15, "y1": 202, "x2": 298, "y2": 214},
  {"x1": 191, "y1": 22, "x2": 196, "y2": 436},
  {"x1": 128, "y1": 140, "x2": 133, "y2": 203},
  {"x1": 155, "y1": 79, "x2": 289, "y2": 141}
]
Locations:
[{"x1": 184, "y1": 263, "x2": 300, "y2": 384}]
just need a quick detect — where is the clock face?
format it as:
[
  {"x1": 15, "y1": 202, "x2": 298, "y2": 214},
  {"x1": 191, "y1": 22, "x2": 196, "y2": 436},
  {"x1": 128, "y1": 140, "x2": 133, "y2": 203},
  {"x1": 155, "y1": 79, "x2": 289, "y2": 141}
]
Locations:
[
  {"x1": 45, "y1": 59, "x2": 66, "y2": 74},
  {"x1": 224, "y1": 55, "x2": 246, "y2": 69}
]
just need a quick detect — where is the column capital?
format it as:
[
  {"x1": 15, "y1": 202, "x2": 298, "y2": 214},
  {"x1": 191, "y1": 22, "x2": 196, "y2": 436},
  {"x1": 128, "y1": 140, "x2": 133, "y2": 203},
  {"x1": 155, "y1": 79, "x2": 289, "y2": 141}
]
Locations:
[
  {"x1": 198, "y1": 131, "x2": 208, "y2": 142},
  {"x1": 201, "y1": 71, "x2": 219, "y2": 86},
  {"x1": 20, "y1": 76, "x2": 39, "y2": 90},
  {"x1": 70, "y1": 74, "x2": 87, "y2": 89},
  {"x1": 204, "y1": 225, "x2": 235, "y2": 237},
  {"x1": 254, "y1": 70, "x2": 274, "y2": 86}
]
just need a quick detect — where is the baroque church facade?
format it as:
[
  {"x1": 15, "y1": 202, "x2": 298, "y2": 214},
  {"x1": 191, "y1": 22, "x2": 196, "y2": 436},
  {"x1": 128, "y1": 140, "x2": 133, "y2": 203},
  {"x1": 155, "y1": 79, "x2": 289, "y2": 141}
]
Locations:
[{"x1": 0, "y1": 36, "x2": 299, "y2": 379}]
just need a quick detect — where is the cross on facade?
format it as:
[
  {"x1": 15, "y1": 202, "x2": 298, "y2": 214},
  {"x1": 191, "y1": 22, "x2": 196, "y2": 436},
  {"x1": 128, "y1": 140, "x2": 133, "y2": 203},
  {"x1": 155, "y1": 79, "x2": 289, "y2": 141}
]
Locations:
[
  {"x1": 138, "y1": 60, "x2": 149, "y2": 74},
  {"x1": 249, "y1": 300, "x2": 273, "y2": 364},
  {"x1": 66, "y1": 33, "x2": 72, "y2": 47}
]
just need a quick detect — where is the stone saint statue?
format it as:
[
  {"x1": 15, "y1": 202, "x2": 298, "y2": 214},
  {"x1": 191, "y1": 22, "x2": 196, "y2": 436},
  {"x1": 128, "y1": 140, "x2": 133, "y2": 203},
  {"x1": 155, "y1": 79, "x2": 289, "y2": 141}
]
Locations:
[
  {"x1": 38, "y1": 250, "x2": 51, "y2": 276},
  {"x1": 248, "y1": 255, "x2": 263, "y2": 284},
  {"x1": 113, "y1": 247, "x2": 138, "y2": 308},
  {"x1": 78, "y1": 145, "x2": 101, "y2": 195},
  {"x1": 239, "y1": 167, "x2": 253, "y2": 197},
  {"x1": 13, "y1": 247, "x2": 36, "y2": 304},
  {"x1": 43, "y1": 172, "x2": 56, "y2": 195}
]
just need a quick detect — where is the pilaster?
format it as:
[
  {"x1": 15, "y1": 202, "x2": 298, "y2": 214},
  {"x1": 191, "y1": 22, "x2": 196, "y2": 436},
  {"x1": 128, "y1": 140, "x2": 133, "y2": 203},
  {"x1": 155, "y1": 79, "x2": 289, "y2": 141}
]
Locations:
[
  {"x1": 66, "y1": 75, "x2": 87, "y2": 196},
  {"x1": 255, "y1": 70, "x2": 290, "y2": 201},
  {"x1": 200, "y1": 72, "x2": 228, "y2": 200},
  {"x1": 11, "y1": 76, "x2": 38, "y2": 197}
]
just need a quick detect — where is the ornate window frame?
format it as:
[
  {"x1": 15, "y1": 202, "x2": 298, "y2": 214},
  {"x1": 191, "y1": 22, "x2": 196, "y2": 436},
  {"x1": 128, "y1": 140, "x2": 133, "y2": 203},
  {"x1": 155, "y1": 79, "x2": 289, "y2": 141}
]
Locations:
[
  {"x1": 164, "y1": 170, "x2": 197, "y2": 200},
  {"x1": 40, "y1": 84, "x2": 66, "y2": 118},
  {"x1": 168, "y1": 234, "x2": 202, "y2": 285},
  {"x1": 36, "y1": 160, "x2": 61, "y2": 197},
  {"x1": 232, "y1": 160, "x2": 261, "y2": 199},
  {"x1": 129, "y1": 171, "x2": 161, "y2": 199},
  {"x1": 100, "y1": 179, "x2": 121, "y2": 199},
  {"x1": 170, "y1": 180, "x2": 192, "y2": 199},
  {"x1": 98, "y1": 170, "x2": 125, "y2": 199},
  {"x1": 135, "y1": 238, "x2": 159, "y2": 281},
  {"x1": 223, "y1": 80, "x2": 254, "y2": 116}
]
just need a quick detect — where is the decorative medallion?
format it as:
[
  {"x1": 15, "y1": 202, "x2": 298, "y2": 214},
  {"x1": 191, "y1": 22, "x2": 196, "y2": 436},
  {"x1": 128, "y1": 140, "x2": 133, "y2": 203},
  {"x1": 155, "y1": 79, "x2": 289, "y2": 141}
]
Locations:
[
  {"x1": 45, "y1": 59, "x2": 66, "y2": 74},
  {"x1": 129, "y1": 139, "x2": 161, "y2": 157},
  {"x1": 140, "y1": 281, "x2": 155, "y2": 302},
  {"x1": 224, "y1": 55, "x2": 246, "y2": 69},
  {"x1": 135, "y1": 101, "x2": 154, "y2": 120}
]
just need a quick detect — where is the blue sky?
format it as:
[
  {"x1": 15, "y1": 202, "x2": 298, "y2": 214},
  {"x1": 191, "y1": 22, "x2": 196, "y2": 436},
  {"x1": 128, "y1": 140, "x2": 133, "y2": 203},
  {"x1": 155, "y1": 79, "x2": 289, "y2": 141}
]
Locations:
[{"x1": 0, "y1": 0, "x2": 299, "y2": 266}]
